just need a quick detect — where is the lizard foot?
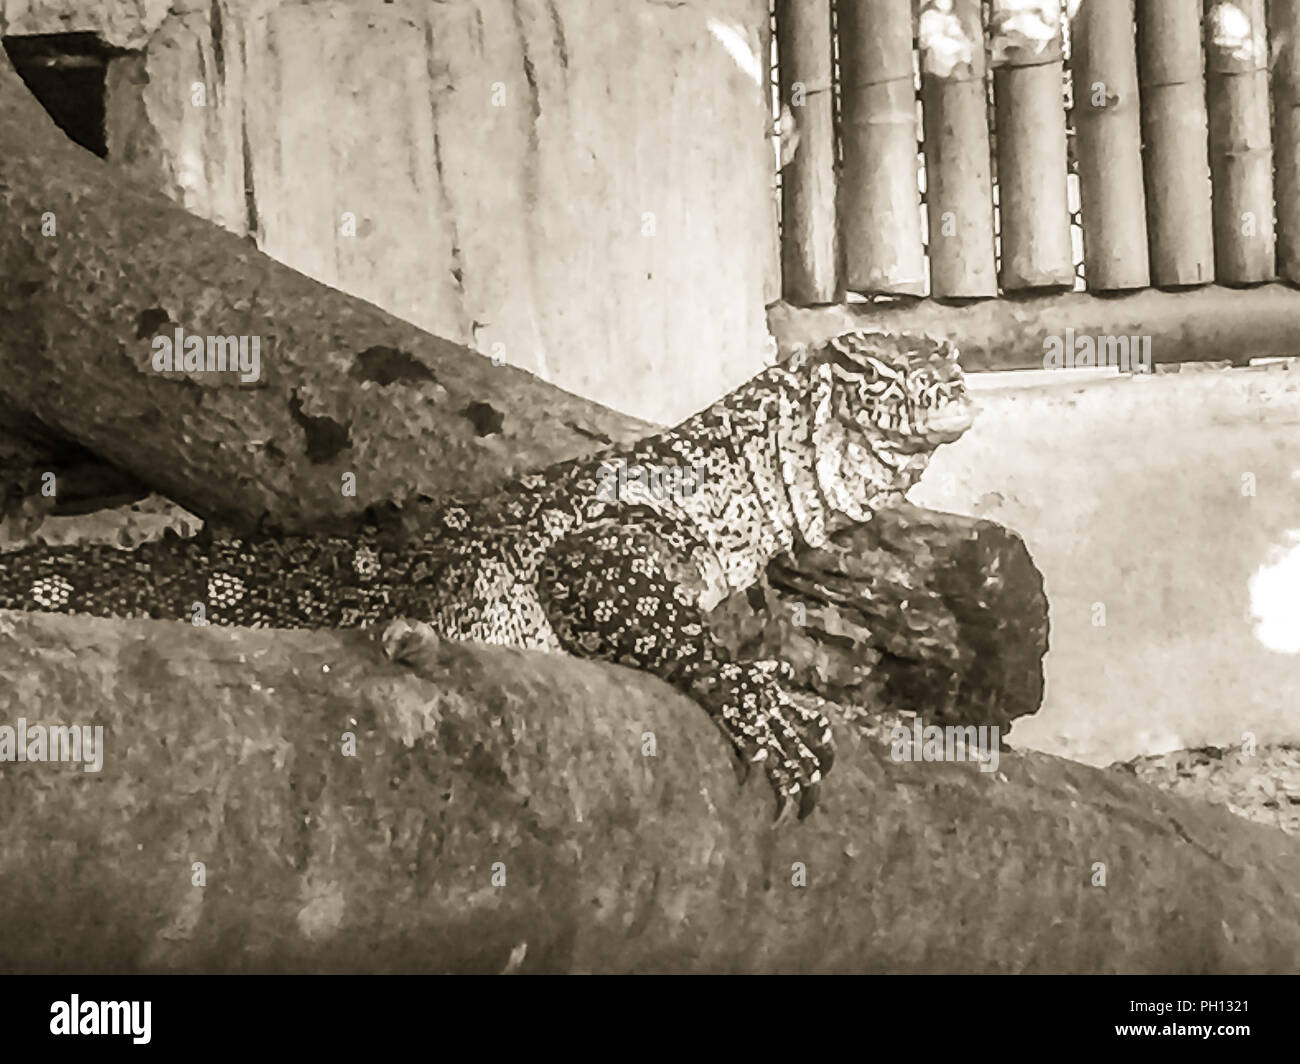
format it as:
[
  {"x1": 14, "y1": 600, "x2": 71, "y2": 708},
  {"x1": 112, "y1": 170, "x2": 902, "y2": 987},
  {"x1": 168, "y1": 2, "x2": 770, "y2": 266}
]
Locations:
[{"x1": 692, "y1": 659, "x2": 836, "y2": 823}]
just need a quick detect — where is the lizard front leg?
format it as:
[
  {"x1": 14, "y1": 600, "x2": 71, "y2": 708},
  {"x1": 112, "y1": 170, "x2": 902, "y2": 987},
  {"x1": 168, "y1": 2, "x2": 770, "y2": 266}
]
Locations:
[{"x1": 535, "y1": 518, "x2": 835, "y2": 821}]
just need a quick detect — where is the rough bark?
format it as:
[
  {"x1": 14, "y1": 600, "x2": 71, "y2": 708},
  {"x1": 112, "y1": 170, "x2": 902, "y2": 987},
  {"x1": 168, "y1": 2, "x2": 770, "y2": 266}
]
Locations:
[
  {"x1": 709, "y1": 503, "x2": 1048, "y2": 734},
  {"x1": 0, "y1": 610, "x2": 1296, "y2": 974}
]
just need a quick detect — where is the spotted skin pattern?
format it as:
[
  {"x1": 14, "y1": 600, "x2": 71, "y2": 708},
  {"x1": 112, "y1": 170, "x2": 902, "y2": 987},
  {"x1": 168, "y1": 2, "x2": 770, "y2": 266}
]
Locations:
[
  {"x1": 0, "y1": 330, "x2": 974, "y2": 819},
  {"x1": 537, "y1": 514, "x2": 838, "y2": 817}
]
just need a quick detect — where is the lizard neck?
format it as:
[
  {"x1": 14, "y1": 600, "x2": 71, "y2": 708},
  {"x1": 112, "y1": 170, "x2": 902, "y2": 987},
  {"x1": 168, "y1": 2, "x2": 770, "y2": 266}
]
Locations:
[{"x1": 775, "y1": 359, "x2": 929, "y2": 548}]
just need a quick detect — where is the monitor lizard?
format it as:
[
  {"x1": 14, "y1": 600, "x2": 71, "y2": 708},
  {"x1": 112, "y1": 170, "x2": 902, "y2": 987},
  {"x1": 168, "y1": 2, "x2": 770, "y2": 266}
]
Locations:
[{"x1": 0, "y1": 329, "x2": 975, "y2": 820}]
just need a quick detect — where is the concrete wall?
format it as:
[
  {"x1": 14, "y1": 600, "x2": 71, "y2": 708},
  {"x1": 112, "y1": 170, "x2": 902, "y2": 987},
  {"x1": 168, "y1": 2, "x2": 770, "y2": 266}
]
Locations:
[
  {"x1": 3, "y1": 0, "x2": 779, "y2": 424},
  {"x1": 911, "y1": 363, "x2": 1300, "y2": 767}
]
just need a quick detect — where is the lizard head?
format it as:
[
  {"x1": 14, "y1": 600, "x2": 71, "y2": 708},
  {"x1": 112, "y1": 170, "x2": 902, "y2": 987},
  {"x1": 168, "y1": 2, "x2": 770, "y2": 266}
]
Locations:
[
  {"x1": 792, "y1": 329, "x2": 975, "y2": 524},
  {"x1": 818, "y1": 329, "x2": 974, "y2": 448}
]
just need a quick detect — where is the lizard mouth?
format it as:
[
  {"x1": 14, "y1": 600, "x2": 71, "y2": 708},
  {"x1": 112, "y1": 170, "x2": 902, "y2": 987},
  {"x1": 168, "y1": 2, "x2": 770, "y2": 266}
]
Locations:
[
  {"x1": 920, "y1": 402, "x2": 976, "y2": 438},
  {"x1": 885, "y1": 401, "x2": 976, "y2": 452}
]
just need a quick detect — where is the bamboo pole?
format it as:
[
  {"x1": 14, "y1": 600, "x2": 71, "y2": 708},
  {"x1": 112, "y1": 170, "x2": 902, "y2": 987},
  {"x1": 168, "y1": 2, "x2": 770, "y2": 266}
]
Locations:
[
  {"x1": 769, "y1": 282, "x2": 1300, "y2": 372},
  {"x1": 837, "y1": 0, "x2": 927, "y2": 296},
  {"x1": 1204, "y1": 0, "x2": 1275, "y2": 284},
  {"x1": 988, "y1": 0, "x2": 1074, "y2": 290},
  {"x1": 1268, "y1": 3, "x2": 1300, "y2": 283},
  {"x1": 762, "y1": 4, "x2": 782, "y2": 305},
  {"x1": 1137, "y1": 0, "x2": 1215, "y2": 286},
  {"x1": 1071, "y1": 0, "x2": 1149, "y2": 290},
  {"x1": 776, "y1": 0, "x2": 840, "y2": 304},
  {"x1": 918, "y1": 0, "x2": 997, "y2": 299}
]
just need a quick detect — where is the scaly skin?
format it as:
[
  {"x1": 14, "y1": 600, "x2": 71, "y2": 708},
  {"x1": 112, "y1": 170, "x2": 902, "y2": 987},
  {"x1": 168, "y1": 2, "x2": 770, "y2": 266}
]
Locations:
[{"x1": 0, "y1": 329, "x2": 974, "y2": 819}]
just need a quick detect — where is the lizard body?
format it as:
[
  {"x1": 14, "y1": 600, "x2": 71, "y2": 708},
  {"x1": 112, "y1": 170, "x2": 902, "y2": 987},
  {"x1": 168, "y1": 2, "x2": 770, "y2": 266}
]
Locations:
[{"x1": 1, "y1": 329, "x2": 974, "y2": 817}]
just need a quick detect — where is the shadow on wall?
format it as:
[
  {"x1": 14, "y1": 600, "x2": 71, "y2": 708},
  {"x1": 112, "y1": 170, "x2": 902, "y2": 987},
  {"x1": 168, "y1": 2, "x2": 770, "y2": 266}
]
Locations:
[
  {"x1": 1, "y1": 33, "x2": 116, "y2": 157},
  {"x1": 908, "y1": 362, "x2": 1300, "y2": 767}
]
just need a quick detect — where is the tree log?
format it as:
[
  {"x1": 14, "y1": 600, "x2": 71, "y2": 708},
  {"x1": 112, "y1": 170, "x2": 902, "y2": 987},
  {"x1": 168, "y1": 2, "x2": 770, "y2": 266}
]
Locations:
[
  {"x1": 0, "y1": 609, "x2": 1296, "y2": 973},
  {"x1": 0, "y1": 52, "x2": 648, "y2": 536},
  {"x1": 709, "y1": 503, "x2": 1047, "y2": 734}
]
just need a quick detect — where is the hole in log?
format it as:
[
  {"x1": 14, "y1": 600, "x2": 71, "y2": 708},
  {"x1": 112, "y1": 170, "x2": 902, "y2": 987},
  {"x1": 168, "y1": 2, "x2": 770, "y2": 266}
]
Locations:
[
  {"x1": 462, "y1": 401, "x2": 505, "y2": 438},
  {"x1": 350, "y1": 346, "x2": 436, "y2": 387},
  {"x1": 287, "y1": 391, "x2": 351, "y2": 465},
  {"x1": 135, "y1": 307, "x2": 173, "y2": 339}
]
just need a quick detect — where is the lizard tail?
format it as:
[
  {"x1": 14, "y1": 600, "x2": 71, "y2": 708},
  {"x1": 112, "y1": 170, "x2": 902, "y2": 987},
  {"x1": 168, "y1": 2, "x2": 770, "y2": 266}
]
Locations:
[
  {"x1": 0, "y1": 539, "x2": 212, "y2": 622},
  {"x1": 1, "y1": 534, "x2": 403, "y2": 629}
]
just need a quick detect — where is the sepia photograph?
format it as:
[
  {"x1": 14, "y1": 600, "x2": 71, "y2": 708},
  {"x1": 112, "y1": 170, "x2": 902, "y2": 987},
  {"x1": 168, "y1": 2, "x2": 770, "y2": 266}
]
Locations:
[{"x1": 0, "y1": 0, "x2": 1294, "y2": 1042}]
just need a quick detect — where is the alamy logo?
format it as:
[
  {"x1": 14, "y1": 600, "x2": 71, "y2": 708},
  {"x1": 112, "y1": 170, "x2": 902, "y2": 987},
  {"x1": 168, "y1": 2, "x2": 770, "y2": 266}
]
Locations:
[
  {"x1": 1043, "y1": 328, "x2": 1152, "y2": 373},
  {"x1": 50, "y1": 996, "x2": 151, "y2": 1044},
  {"x1": 151, "y1": 326, "x2": 261, "y2": 382},
  {"x1": 890, "y1": 721, "x2": 1000, "y2": 773},
  {"x1": 595, "y1": 457, "x2": 707, "y2": 504},
  {"x1": 0, "y1": 718, "x2": 104, "y2": 772}
]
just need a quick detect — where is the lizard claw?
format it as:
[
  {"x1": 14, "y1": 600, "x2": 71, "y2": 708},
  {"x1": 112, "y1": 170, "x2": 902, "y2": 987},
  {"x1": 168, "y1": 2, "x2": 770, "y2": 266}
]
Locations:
[
  {"x1": 730, "y1": 748, "x2": 752, "y2": 787},
  {"x1": 770, "y1": 779, "x2": 818, "y2": 825},
  {"x1": 797, "y1": 780, "x2": 820, "y2": 821},
  {"x1": 700, "y1": 660, "x2": 837, "y2": 823},
  {"x1": 772, "y1": 791, "x2": 797, "y2": 827}
]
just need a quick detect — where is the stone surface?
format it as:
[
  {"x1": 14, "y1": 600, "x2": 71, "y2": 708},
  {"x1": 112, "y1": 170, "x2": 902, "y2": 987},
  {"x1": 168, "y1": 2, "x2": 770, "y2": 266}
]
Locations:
[
  {"x1": 1114, "y1": 744, "x2": 1300, "y2": 838},
  {"x1": 0, "y1": 0, "x2": 188, "y2": 50}
]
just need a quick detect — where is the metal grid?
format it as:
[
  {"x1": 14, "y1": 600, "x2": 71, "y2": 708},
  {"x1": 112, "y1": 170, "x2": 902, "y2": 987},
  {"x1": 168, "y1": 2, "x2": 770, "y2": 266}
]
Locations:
[{"x1": 1061, "y1": 2, "x2": 1086, "y2": 290}]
